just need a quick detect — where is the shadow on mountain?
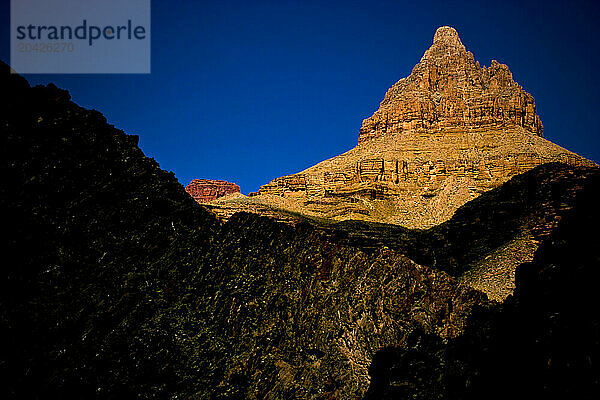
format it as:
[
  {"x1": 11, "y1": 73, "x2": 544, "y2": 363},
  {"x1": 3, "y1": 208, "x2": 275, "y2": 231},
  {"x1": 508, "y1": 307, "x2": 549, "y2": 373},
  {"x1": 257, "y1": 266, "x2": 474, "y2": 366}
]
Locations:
[
  {"x1": 1, "y1": 61, "x2": 598, "y2": 399},
  {"x1": 365, "y1": 170, "x2": 600, "y2": 399},
  {"x1": 318, "y1": 163, "x2": 597, "y2": 277}
]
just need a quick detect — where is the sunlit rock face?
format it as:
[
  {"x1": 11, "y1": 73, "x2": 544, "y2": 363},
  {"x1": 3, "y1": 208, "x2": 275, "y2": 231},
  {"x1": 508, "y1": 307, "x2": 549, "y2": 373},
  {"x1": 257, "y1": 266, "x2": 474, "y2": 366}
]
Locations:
[
  {"x1": 211, "y1": 26, "x2": 594, "y2": 228},
  {"x1": 358, "y1": 26, "x2": 543, "y2": 144},
  {"x1": 185, "y1": 179, "x2": 240, "y2": 203}
]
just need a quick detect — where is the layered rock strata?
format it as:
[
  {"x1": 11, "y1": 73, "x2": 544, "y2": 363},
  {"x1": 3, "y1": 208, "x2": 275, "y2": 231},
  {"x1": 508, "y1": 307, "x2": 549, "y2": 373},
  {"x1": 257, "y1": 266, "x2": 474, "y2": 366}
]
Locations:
[
  {"x1": 358, "y1": 26, "x2": 543, "y2": 143},
  {"x1": 211, "y1": 26, "x2": 594, "y2": 228},
  {"x1": 185, "y1": 179, "x2": 240, "y2": 203}
]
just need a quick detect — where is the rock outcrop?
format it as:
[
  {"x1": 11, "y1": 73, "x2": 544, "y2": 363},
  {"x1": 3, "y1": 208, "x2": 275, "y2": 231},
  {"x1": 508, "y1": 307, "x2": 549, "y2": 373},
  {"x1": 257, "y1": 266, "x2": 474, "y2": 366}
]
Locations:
[
  {"x1": 358, "y1": 26, "x2": 543, "y2": 144},
  {"x1": 185, "y1": 179, "x2": 240, "y2": 203},
  {"x1": 211, "y1": 26, "x2": 594, "y2": 228}
]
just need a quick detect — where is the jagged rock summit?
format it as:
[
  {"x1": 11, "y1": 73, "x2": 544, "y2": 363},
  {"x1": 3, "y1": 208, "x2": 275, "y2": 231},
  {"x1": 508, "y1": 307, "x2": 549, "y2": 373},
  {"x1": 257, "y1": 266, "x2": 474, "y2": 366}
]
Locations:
[
  {"x1": 358, "y1": 26, "x2": 543, "y2": 144},
  {"x1": 204, "y1": 26, "x2": 594, "y2": 228}
]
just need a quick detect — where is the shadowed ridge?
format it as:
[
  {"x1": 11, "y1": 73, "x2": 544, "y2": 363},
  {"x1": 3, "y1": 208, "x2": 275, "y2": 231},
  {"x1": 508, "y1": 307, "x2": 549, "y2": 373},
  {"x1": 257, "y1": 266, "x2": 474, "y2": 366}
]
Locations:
[
  {"x1": 364, "y1": 168, "x2": 600, "y2": 399},
  {"x1": 0, "y1": 64, "x2": 220, "y2": 398},
  {"x1": 0, "y1": 66, "x2": 482, "y2": 399}
]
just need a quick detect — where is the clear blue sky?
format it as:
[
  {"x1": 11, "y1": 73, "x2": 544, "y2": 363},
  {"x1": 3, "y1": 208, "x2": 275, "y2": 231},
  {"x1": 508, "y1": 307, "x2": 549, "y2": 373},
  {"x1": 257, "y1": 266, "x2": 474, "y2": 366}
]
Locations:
[{"x1": 1, "y1": 0, "x2": 599, "y2": 193}]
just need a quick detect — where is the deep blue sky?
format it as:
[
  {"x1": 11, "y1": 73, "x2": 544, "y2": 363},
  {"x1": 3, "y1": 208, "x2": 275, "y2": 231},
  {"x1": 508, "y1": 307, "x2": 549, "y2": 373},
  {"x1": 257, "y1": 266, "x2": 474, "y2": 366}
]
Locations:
[{"x1": 2, "y1": 0, "x2": 599, "y2": 193}]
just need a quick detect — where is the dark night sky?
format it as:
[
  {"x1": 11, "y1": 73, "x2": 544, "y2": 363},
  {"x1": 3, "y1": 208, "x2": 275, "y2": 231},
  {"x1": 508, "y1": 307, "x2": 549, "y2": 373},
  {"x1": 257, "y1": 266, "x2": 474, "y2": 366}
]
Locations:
[{"x1": 1, "y1": 0, "x2": 599, "y2": 193}]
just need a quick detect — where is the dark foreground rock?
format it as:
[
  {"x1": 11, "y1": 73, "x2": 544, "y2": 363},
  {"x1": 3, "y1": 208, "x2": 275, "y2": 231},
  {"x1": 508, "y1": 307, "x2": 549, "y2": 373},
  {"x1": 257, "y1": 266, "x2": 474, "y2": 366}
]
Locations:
[
  {"x1": 365, "y1": 169, "x2": 600, "y2": 399},
  {"x1": 1, "y1": 62, "x2": 598, "y2": 399}
]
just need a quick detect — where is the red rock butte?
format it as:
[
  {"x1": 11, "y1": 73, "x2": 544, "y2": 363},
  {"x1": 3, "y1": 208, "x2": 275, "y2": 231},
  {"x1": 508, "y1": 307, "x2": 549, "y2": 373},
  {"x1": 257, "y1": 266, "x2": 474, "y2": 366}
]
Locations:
[
  {"x1": 185, "y1": 179, "x2": 240, "y2": 203},
  {"x1": 200, "y1": 26, "x2": 595, "y2": 228}
]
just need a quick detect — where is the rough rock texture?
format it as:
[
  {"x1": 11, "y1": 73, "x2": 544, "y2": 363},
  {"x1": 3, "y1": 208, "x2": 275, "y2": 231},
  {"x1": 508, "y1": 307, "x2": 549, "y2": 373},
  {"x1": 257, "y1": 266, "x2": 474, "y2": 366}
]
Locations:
[
  {"x1": 358, "y1": 26, "x2": 543, "y2": 144},
  {"x1": 315, "y1": 163, "x2": 596, "y2": 302},
  {"x1": 365, "y1": 170, "x2": 600, "y2": 399},
  {"x1": 212, "y1": 26, "x2": 594, "y2": 228},
  {"x1": 1, "y1": 61, "x2": 598, "y2": 399},
  {"x1": 185, "y1": 179, "x2": 240, "y2": 203}
]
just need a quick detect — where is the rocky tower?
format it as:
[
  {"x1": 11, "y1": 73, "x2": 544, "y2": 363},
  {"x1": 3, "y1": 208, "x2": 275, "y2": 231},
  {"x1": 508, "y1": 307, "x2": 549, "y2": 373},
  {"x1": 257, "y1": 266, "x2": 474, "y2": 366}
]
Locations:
[
  {"x1": 359, "y1": 26, "x2": 543, "y2": 144},
  {"x1": 206, "y1": 26, "x2": 594, "y2": 228}
]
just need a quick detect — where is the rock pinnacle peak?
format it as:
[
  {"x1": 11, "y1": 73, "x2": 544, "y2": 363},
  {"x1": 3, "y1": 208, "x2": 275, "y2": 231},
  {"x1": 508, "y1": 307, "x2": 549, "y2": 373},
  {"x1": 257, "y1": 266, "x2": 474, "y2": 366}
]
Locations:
[
  {"x1": 357, "y1": 25, "x2": 544, "y2": 143},
  {"x1": 433, "y1": 26, "x2": 463, "y2": 47}
]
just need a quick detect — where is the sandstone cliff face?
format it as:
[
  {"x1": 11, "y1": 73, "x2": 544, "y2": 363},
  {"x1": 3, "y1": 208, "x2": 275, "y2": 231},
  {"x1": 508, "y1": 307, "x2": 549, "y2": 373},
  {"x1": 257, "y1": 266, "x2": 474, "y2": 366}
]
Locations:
[
  {"x1": 185, "y1": 179, "x2": 240, "y2": 203},
  {"x1": 213, "y1": 26, "x2": 594, "y2": 228},
  {"x1": 358, "y1": 26, "x2": 543, "y2": 144}
]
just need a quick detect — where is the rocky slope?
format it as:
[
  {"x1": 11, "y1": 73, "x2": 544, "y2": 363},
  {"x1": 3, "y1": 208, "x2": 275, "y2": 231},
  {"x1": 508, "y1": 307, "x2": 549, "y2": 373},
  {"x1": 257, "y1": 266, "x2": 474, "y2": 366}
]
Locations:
[
  {"x1": 185, "y1": 179, "x2": 241, "y2": 203},
  {"x1": 0, "y1": 63, "x2": 483, "y2": 398},
  {"x1": 1, "y1": 57, "x2": 598, "y2": 400},
  {"x1": 365, "y1": 170, "x2": 600, "y2": 399},
  {"x1": 315, "y1": 162, "x2": 596, "y2": 301},
  {"x1": 210, "y1": 26, "x2": 594, "y2": 228}
]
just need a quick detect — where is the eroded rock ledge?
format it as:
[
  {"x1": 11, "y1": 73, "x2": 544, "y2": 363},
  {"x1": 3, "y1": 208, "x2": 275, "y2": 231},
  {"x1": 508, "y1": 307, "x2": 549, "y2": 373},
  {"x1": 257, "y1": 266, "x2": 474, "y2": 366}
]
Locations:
[{"x1": 185, "y1": 178, "x2": 240, "y2": 203}]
